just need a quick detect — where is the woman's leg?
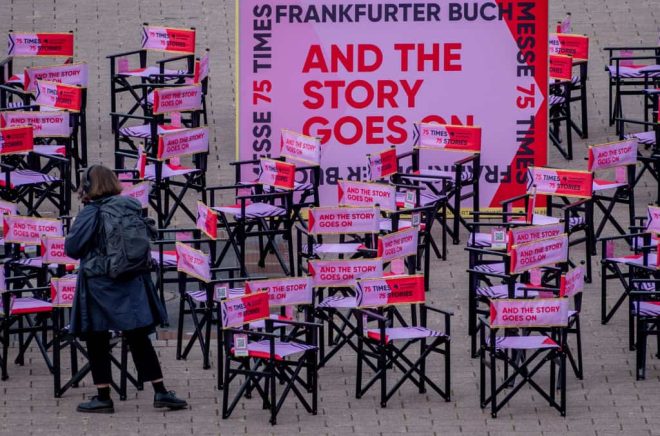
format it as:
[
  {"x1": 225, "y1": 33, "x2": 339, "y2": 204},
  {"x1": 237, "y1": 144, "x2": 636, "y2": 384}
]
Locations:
[
  {"x1": 77, "y1": 331, "x2": 115, "y2": 413},
  {"x1": 124, "y1": 327, "x2": 187, "y2": 409}
]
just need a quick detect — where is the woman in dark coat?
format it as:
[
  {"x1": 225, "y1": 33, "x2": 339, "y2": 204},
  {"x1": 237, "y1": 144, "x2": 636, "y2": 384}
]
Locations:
[{"x1": 65, "y1": 165, "x2": 187, "y2": 413}]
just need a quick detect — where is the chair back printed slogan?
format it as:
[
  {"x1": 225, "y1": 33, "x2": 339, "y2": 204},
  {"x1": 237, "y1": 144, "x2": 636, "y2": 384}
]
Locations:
[
  {"x1": 587, "y1": 139, "x2": 637, "y2": 171},
  {"x1": 280, "y1": 130, "x2": 321, "y2": 165},
  {"x1": 220, "y1": 291, "x2": 270, "y2": 329},
  {"x1": 257, "y1": 158, "x2": 295, "y2": 190},
  {"x1": 141, "y1": 26, "x2": 196, "y2": 54},
  {"x1": 3, "y1": 215, "x2": 63, "y2": 245},
  {"x1": 51, "y1": 275, "x2": 78, "y2": 307},
  {"x1": 175, "y1": 242, "x2": 210, "y2": 282},
  {"x1": 308, "y1": 259, "x2": 383, "y2": 287},
  {"x1": 560, "y1": 267, "x2": 584, "y2": 298},
  {"x1": 490, "y1": 298, "x2": 569, "y2": 328},
  {"x1": 417, "y1": 123, "x2": 481, "y2": 152},
  {"x1": 356, "y1": 274, "x2": 425, "y2": 308},
  {"x1": 307, "y1": 206, "x2": 380, "y2": 235},
  {"x1": 8, "y1": 32, "x2": 74, "y2": 57},
  {"x1": 527, "y1": 167, "x2": 593, "y2": 198},
  {"x1": 548, "y1": 33, "x2": 589, "y2": 61},
  {"x1": 245, "y1": 276, "x2": 313, "y2": 306},
  {"x1": 509, "y1": 234, "x2": 569, "y2": 275},
  {"x1": 0, "y1": 126, "x2": 34, "y2": 155},
  {"x1": 338, "y1": 180, "x2": 396, "y2": 212}
]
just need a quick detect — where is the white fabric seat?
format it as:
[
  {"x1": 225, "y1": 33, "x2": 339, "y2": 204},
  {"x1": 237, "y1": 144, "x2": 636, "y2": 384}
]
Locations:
[
  {"x1": 317, "y1": 295, "x2": 357, "y2": 309},
  {"x1": 118, "y1": 66, "x2": 187, "y2": 78},
  {"x1": 0, "y1": 169, "x2": 59, "y2": 188},
  {"x1": 302, "y1": 243, "x2": 362, "y2": 255},
  {"x1": 476, "y1": 283, "x2": 538, "y2": 299},
  {"x1": 365, "y1": 326, "x2": 446, "y2": 343},
  {"x1": 632, "y1": 301, "x2": 660, "y2": 316},
  {"x1": 488, "y1": 335, "x2": 559, "y2": 350},
  {"x1": 632, "y1": 131, "x2": 656, "y2": 146},
  {"x1": 593, "y1": 179, "x2": 626, "y2": 192},
  {"x1": 607, "y1": 64, "x2": 660, "y2": 78},
  {"x1": 144, "y1": 163, "x2": 199, "y2": 180},
  {"x1": 213, "y1": 202, "x2": 287, "y2": 219},
  {"x1": 118, "y1": 124, "x2": 186, "y2": 139},
  {"x1": 1, "y1": 297, "x2": 52, "y2": 316}
]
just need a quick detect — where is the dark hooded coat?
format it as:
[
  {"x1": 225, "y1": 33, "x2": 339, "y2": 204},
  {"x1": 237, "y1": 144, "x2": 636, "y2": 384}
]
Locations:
[{"x1": 65, "y1": 195, "x2": 166, "y2": 336}]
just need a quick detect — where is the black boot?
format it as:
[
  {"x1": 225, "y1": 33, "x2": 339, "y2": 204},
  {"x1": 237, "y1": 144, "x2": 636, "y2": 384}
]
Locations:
[
  {"x1": 77, "y1": 396, "x2": 115, "y2": 414},
  {"x1": 154, "y1": 391, "x2": 188, "y2": 410}
]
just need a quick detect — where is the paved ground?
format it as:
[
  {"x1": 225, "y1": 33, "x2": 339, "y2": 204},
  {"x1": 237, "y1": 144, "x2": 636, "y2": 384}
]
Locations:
[{"x1": 1, "y1": 0, "x2": 660, "y2": 435}]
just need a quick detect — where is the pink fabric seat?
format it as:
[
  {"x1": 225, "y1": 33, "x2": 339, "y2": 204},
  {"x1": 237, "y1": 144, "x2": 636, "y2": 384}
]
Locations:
[
  {"x1": 593, "y1": 179, "x2": 626, "y2": 192},
  {"x1": 1, "y1": 297, "x2": 52, "y2": 316},
  {"x1": 605, "y1": 253, "x2": 655, "y2": 266},
  {"x1": 366, "y1": 326, "x2": 446, "y2": 343},
  {"x1": 302, "y1": 243, "x2": 362, "y2": 255},
  {"x1": 150, "y1": 250, "x2": 177, "y2": 267},
  {"x1": 33, "y1": 145, "x2": 67, "y2": 157},
  {"x1": 232, "y1": 340, "x2": 316, "y2": 360},
  {"x1": 473, "y1": 262, "x2": 506, "y2": 275}
]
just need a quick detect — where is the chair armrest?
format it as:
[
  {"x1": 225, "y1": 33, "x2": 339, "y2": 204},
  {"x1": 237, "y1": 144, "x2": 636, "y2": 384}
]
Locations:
[
  {"x1": 229, "y1": 159, "x2": 261, "y2": 166},
  {"x1": 155, "y1": 54, "x2": 194, "y2": 65},
  {"x1": 500, "y1": 193, "x2": 529, "y2": 206},
  {"x1": 109, "y1": 112, "x2": 154, "y2": 122},
  {"x1": 355, "y1": 308, "x2": 388, "y2": 322},
  {"x1": 455, "y1": 153, "x2": 479, "y2": 166},
  {"x1": 265, "y1": 318, "x2": 322, "y2": 329},
  {"x1": 425, "y1": 305, "x2": 454, "y2": 316},
  {"x1": 562, "y1": 198, "x2": 590, "y2": 210}
]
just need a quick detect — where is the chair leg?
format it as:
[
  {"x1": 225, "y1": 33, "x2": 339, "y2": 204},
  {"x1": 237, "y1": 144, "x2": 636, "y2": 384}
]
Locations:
[
  {"x1": 636, "y1": 318, "x2": 646, "y2": 380},
  {"x1": 379, "y1": 344, "x2": 387, "y2": 407}
]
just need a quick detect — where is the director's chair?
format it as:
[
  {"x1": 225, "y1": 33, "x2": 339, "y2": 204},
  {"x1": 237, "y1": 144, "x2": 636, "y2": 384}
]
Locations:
[
  {"x1": 629, "y1": 276, "x2": 660, "y2": 380},
  {"x1": 220, "y1": 291, "x2": 320, "y2": 425},
  {"x1": 479, "y1": 298, "x2": 569, "y2": 418},
  {"x1": 354, "y1": 274, "x2": 452, "y2": 407}
]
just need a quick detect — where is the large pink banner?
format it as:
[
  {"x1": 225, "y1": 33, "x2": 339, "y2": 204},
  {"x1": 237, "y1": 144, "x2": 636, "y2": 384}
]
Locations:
[{"x1": 238, "y1": 1, "x2": 548, "y2": 208}]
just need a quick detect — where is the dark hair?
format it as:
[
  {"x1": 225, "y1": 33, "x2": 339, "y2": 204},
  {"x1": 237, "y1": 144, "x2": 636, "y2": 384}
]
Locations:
[{"x1": 79, "y1": 165, "x2": 123, "y2": 203}]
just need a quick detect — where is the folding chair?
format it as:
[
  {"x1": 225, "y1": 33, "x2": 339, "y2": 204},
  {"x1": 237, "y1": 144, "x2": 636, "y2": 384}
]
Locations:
[
  {"x1": 220, "y1": 291, "x2": 320, "y2": 425},
  {"x1": 0, "y1": 125, "x2": 69, "y2": 216},
  {"x1": 311, "y1": 257, "x2": 383, "y2": 367},
  {"x1": 629, "y1": 276, "x2": 660, "y2": 380},
  {"x1": 353, "y1": 274, "x2": 451, "y2": 407},
  {"x1": 278, "y1": 130, "x2": 323, "y2": 228},
  {"x1": 395, "y1": 122, "x2": 481, "y2": 245},
  {"x1": 172, "y1": 240, "x2": 252, "y2": 370},
  {"x1": 599, "y1": 205, "x2": 660, "y2": 325},
  {"x1": 480, "y1": 298, "x2": 569, "y2": 417},
  {"x1": 588, "y1": 139, "x2": 638, "y2": 239},
  {"x1": 549, "y1": 79, "x2": 574, "y2": 159},
  {"x1": 501, "y1": 166, "x2": 594, "y2": 282},
  {"x1": 107, "y1": 25, "x2": 200, "y2": 129},
  {"x1": 207, "y1": 161, "x2": 295, "y2": 277},
  {"x1": 549, "y1": 32, "x2": 590, "y2": 138},
  {"x1": 604, "y1": 46, "x2": 660, "y2": 131}
]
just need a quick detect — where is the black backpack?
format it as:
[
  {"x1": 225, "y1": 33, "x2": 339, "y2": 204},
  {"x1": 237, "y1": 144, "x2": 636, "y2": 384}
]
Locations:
[{"x1": 95, "y1": 197, "x2": 156, "y2": 280}]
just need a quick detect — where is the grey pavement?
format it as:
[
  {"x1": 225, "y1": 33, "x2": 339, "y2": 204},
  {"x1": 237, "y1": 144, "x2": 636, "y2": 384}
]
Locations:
[{"x1": 1, "y1": 0, "x2": 660, "y2": 435}]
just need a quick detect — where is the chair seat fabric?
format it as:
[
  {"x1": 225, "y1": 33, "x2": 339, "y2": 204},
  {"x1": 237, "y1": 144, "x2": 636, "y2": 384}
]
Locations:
[
  {"x1": 213, "y1": 202, "x2": 287, "y2": 219},
  {"x1": 2, "y1": 297, "x2": 53, "y2": 316},
  {"x1": 476, "y1": 283, "x2": 538, "y2": 299},
  {"x1": 605, "y1": 253, "x2": 655, "y2": 266},
  {"x1": 302, "y1": 243, "x2": 362, "y2": 255},
  {"x1": 488, "y1": 335, "x2": 559, "y2": 350},
  {"x1": 144, "y1": 163, "x2": 199, "y2": 180},
  {"x1": 150, "y1": 250, "x2": 177, "y2": 267},
  {"x1": 233, "y1": 340, "x2": 317, "y2": 360},
  {"x1": 593, "y1": 179, "x2": 626, "y2": 192},
  {"x1": 33, "y1": 145, "x2": 67, "y2": 157},
  {"x1": 0, "y1": 169, "x2": 59, "y2": 187},
  {"x1": 632, "y1": 301, "x2": 660, "y2": 317},
  {"x1": 607, "y1": 64, "x2": 660, "y2": 78},
  {"x1": 549, "y1": 95, "x2": 566, "y2": 106},
  {"x1": 118, "y1": 124, "x2": 186, "y2": 139},
  {"x1": 473, "y1": 262, "x2": 506, "y2": 274},
  {"x1": 366, "y1": 326, "x2": 446, "y2": 343},
  {"x1": 633, "y1": 131, "x2": 656, "y2": 146},
  {"x1": 317, "y1": 295, "x2": 357, "y2": 309}
]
